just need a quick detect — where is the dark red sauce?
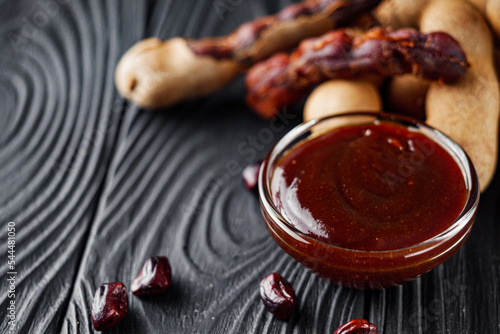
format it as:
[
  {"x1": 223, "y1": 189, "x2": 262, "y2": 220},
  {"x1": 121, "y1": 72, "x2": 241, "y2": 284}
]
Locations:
[{"x1": 271, "y1": 122, "x2": 467, "y2": 251}]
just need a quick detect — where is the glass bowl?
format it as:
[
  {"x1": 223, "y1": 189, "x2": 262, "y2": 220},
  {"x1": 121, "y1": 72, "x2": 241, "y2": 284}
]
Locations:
[{"x1": 258, "y1": 112, "x2": 479, "y2": 289}]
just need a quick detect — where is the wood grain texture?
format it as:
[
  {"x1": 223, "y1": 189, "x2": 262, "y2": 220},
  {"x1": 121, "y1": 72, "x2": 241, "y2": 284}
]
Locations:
[{"x1": 0, "y1": 0, "x2": 499, "y2": 333}]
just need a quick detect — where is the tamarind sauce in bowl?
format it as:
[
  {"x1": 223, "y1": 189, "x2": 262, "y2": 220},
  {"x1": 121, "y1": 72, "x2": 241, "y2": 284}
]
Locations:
[{"x1": 259, "y1": 112, "x2": 479, "y2": 289}]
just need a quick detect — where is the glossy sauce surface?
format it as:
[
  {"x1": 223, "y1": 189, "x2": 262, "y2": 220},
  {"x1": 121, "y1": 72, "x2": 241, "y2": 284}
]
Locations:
[{"x1": 271, "y1": 122, "x2": 467, "y2": 251}]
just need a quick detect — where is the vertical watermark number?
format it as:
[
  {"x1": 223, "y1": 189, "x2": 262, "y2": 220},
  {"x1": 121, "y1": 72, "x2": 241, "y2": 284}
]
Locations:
[{"x1": 6, "y1": 222, "x2": 16, "y2": 332}]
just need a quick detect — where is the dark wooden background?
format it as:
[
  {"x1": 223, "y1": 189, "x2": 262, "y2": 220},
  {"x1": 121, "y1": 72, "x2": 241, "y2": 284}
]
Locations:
[{"x1": 0, "y1": 0, "x2": 499, "y2": 333}]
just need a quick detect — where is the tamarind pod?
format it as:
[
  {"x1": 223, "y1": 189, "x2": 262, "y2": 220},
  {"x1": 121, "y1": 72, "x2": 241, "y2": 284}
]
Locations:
[
  {"x1": 115, "y1": 38, "x2": 242, "y2": 109},
  {"x1": 303, "y1": 79, "x2": 382, "y2": 134},
  {"x1": 187, "y1": 0, "x2": 383, "y2": 63},
  {"x1": 246, "y1": 27, "x2": 469, "y2": 119},
  {"x1": 300, "y1": 14, "x2": 382, "y2": 124},
  {"x1": 115, "y1": 0, "x2": 382, "y2": 109},
  {"x1": 420, "y1": 0, "x2": 500, "y2": 191},
  {"x1": 304, "y1": 79, "x2": 382, "y2": 122}
]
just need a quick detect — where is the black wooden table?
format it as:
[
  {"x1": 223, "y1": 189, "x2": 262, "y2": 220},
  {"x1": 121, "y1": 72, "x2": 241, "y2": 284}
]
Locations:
[{"x1": 0, "y1": 0, "x2": 499, "y2": 333}]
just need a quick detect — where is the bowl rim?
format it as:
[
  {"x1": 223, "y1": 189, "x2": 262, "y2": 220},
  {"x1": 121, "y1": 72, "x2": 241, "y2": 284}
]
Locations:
[{"x1": 258, "y1": 111, "x2": 480, "y2": 255}]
